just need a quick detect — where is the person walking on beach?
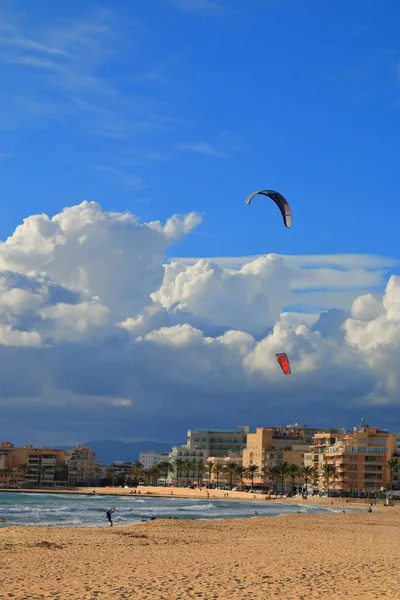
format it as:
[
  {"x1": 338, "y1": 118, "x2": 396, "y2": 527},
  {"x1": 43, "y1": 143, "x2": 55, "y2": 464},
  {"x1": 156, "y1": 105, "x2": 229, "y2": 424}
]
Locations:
[{"x1": 106, "y1": 507, "x2": 116, "y2": 527}]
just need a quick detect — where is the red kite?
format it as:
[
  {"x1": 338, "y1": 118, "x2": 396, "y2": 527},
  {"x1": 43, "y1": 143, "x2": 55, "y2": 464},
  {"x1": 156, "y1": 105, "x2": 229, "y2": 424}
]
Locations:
[{"x1": 276, "y1": 353, "x2": 291, "y2": 375}]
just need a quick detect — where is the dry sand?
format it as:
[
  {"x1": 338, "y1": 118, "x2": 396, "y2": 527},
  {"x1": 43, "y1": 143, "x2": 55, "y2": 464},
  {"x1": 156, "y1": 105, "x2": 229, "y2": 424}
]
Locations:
[{"x1": 1, "y1": 507, "x2": 399, "y2": 600}]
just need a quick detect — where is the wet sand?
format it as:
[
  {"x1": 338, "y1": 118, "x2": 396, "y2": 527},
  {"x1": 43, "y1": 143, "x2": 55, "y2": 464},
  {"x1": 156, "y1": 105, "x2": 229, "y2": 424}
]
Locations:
[{"x1": 1, "y1": 507, "x2": 399, "y2": 599}]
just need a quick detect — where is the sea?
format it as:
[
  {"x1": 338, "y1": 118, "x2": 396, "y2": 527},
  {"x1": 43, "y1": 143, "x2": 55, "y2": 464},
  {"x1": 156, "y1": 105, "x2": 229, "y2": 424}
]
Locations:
[{"x1": 0, "y1": 492, "x2": 361, "y2": 527}]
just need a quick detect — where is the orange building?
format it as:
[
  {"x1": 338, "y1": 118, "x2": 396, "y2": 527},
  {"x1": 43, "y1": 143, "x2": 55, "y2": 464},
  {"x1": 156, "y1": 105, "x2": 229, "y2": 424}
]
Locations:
[
  {"x1": 242, "y1": 428, "x2": 309, "y2": 489},
  {"x1": 323, "y1": 426, "x2": 396, "y2": 495},
  {"x1": 312, "y1": 431, "x2": 347, "y2": 480}
]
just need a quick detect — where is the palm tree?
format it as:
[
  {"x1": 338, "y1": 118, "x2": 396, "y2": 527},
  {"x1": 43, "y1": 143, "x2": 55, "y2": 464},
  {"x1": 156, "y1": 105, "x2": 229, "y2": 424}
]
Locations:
[
  {"x1": 182, "y1": 460, "x2": 194, "y2": 486},
  {"x1": 224, "y1": 462, "x2": 239, "y2": 490},
  {"x1": 269, "y1": 465, "x2": 281, "y2": 493},
  {"x1": 384, "y1": 458, "x2": 400, "y2": 494},
  {"x1": 93, "y1": 465, "x2": 102, "y2": 484},
  {"x1": 18, "y1": 463, "x2": 29, "y2": 483},
  {"x1": 54, "y1": 463, "x2": 68, "y2": 484},
  {"x1": 158, "y1": 461, "x2": 172, "y2": 487},
  {"x1": 320, "y1": 464, "x2": 337, "y2": 497},
  {"x1": 300, "y1": 465, "x2": 315, "y2": 497},
  {"x1": 213, "y1": 463, "x2": 225, "y2": 489},
  {"x1": 236, "y1": 466, "x2": 246, "y2": 491},
  {"x1": 0, "y1": 468, "x2": 12, "y2": 486},
  {"x1": 244, "y1": 464, "x2": 260, "y2": 493},
  {"x1": 196, "y1": 461, "x2": 206, "y2": 487},
  {"x1": 207, "y1": 460, "x2": 215, "y2": 487},
  {"x1": 129, "y1": 461, "x2": 144, "y2": 486},
  {"x1": 78, "y1": 465, "x2": 85, "y2": 485},
  {"x1": 287, "y1": 464, "x2": 300, "y2": 492},
  {"x1": 38, "y1": 464, "x2": 49, "y2": 487},
  {"x1": 147, "y1": 465, "x2": 161, "y2": 486},
  {"x1": 277, "y1": 461, "x2": 290, "y2": 494},
  {"x1": 105, "y1": 465, "x2": 115, "y2": 486},
  {"x1": 172, "y1": 458, "x2": 185, "y2": 487}
]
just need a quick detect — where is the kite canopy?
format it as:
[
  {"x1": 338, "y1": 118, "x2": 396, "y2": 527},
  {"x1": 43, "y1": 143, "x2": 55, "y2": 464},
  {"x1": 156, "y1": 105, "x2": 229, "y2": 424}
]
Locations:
[
  {"x1": 276, "y1": 353, "x2": 291, "y2": 375},
  {"x1": 245, "y1": 189, "x2": 292, "y2": 228}
]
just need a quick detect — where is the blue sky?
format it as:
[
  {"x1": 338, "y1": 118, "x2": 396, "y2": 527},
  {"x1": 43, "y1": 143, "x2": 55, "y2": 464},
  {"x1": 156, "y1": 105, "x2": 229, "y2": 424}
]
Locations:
[
  {"x1": 1, "y1": 0, "x2": 400, "y2": 446},
  {"x1": 2, "y1": 0, "x2": 400, "y2": 260}
]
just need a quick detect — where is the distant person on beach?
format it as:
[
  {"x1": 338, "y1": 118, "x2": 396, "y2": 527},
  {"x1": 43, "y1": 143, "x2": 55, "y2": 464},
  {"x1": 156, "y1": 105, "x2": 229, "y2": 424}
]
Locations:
[{"x1": 106, "y1": 507, "x2": 116, "y2": 527}]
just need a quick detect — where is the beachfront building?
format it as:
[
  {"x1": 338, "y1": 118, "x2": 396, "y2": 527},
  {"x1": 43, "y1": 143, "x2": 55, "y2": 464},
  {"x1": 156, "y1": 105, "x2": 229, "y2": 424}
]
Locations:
[
  {"x1": 206, "y1": 455, "x2": 243, "y2": 488},
  {"x1": 0, "y1": 442, "x2": 16, "y2": 462},
  {"x1": 186, "y1": 425, "x2": 249, "y2": 460},
  {"x1": 24, "y1": 447, "x2": 66, "y2": 487},
  {"x1": 0, "y1": 443, "x2": 21, "y2": 484},
  {"x1": 165, "y1": 426, "x2": 249, "y2": 486},
  {"x1": 286, "y1": 424, "x2": 348, "y2": 444},
  {"x1": 394, "y1": 433, "x2": 400, "y2": 456},
  {"x1": 312, "y1": 431, "x2": 348, "y2": 481},
  {"x1": 0, "y1": 442, "x2": 27, "y2": 470},
  {"x1": 323, "y1": 425, "x2": 397, "y2": 495},
  {"x1": 110, "y1": 461, "x2": 133, "y2": 484},
  {"x1": 0, "y1": 443, "x2": 70, "y2": 485},
  {"x1": 139, "y1": 451, "x2": 170, "y2": 470},
  {"x1": 392, "y1": 434, "x2": 400, "y2": 491},
  {"x1": 168, "y1": 444, "x2": 205, "y2": 486},
  {"x1": 66, "y1": 446, "x2": 97, "y2": 485},
  {"x1": 242, "y1": 428, "x2": 310, "y2": 490}
]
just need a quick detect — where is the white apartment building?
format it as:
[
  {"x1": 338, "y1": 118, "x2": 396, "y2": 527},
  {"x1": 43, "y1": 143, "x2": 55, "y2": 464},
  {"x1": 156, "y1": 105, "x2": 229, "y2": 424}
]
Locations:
[
  {"x1": 139, "y1": 451, "x2": 170, "y2": 470},
  {"x1": 186, "y1": 425, "x2": 249, "y2": 460}
]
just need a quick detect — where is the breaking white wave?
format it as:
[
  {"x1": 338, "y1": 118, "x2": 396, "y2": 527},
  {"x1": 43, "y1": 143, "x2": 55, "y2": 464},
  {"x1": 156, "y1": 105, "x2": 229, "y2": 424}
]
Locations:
[{"x1": 0, "y1": 493, "x2": 363, "y2": 528}]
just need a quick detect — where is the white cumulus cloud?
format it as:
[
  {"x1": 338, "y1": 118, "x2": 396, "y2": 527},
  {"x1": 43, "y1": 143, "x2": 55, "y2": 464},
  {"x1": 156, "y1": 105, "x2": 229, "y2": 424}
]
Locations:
[{"x1": 0, "y1": 201, "x2": 399, "y2": 445}]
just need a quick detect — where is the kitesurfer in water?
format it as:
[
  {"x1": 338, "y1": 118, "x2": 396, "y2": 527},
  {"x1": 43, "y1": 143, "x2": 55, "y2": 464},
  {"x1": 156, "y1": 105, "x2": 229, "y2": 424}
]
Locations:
[{"x1": 106, "y1": 506, "x2": 116, "y2": 527}]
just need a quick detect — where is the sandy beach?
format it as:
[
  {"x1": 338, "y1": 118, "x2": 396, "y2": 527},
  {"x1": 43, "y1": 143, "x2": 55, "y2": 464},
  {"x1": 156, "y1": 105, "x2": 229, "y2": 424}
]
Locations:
[{"x1": 1, "y1": 501, "x2": 399, "y2": 600}]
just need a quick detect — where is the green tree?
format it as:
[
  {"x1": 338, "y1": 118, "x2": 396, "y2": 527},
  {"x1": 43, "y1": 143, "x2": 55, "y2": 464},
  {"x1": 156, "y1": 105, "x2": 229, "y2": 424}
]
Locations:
[
  {"x1": 38, "y1": 464, "x2": 50, "y2": 487},
  {"x1": 224, "y1": 462, "x2": 239, "y2": 490},
  {"x1": 147, "y1": 465, "x2": 161, "y2": 486},
  {"x1": 236, "y1": 466, "x2": 246, "y2": 491},
  {"x1": 384, "y1": 458, "x2": 400, "y2": 494},
  {"x1": 54, "y1": 463, "x2": 68, "y2": 483},
  {"x1": 172, "y1": 458, "x2": 185, "y2": 487},
  {"x1": 277, "y1": 461, "x2": 290, "y2": 493},
  {"x1": 207, "y1": 460, "x2": 215, "y2": 487},
  {"x1": 182, "y1": 460, "x2": 195, "y2": 486},
  {"x1": 105, "y1": 464, "x2": 117, "y2": 486},
  {"x1": 158, "y1": 461, "x2": 172, "y2": 487},
  {"x1": 321, "y1": 464, "x2": 337, "y2": 496},
  {"x1": 300, "y1": 465, "x2": 315, "y2": 497},
  {"x1": 196, "y1": 461, "x2": 206, "y2": 487},
  {"x1": 244, "y1": 464, "x2": 260, "y2": 493},
  {"x1": 93, "y1": 465, "x2": 102, "y2": 484},
  {"x1": 213, "y1": 463, "x2": 225, "y2": 489},
  {"x1": 269, "y1": 465, "x2": 281, "y2": 493},
  {"x1": 0, "y1": 468, "x2": 12, "y2": 486},
  {"x1": 128, "y1": 461, "x2": 144, "y2": 486},
  {"x1": 287, "y1": 464, "x2": 300, "y2": 492}
]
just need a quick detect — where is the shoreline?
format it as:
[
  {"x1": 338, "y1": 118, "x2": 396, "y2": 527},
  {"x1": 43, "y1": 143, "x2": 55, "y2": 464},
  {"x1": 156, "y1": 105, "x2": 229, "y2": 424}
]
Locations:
[{"x1": 0, "y1": 484, "x2": 391, "y2": 510}]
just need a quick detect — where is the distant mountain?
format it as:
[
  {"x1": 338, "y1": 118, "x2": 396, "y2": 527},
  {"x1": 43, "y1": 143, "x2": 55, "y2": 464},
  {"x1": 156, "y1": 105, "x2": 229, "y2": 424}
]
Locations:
[{"x1": 55, "y1": 439, "x2": 181, "y2": 465}]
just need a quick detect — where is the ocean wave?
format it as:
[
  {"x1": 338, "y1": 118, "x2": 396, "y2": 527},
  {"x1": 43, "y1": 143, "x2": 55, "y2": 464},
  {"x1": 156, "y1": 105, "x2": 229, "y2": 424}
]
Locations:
[
  {"x1": 0, "y1": 494, "x2": 364, "y2": 527},
  {"x1": 175, "y1": 503, "x2": 216, "y2": 511}
]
